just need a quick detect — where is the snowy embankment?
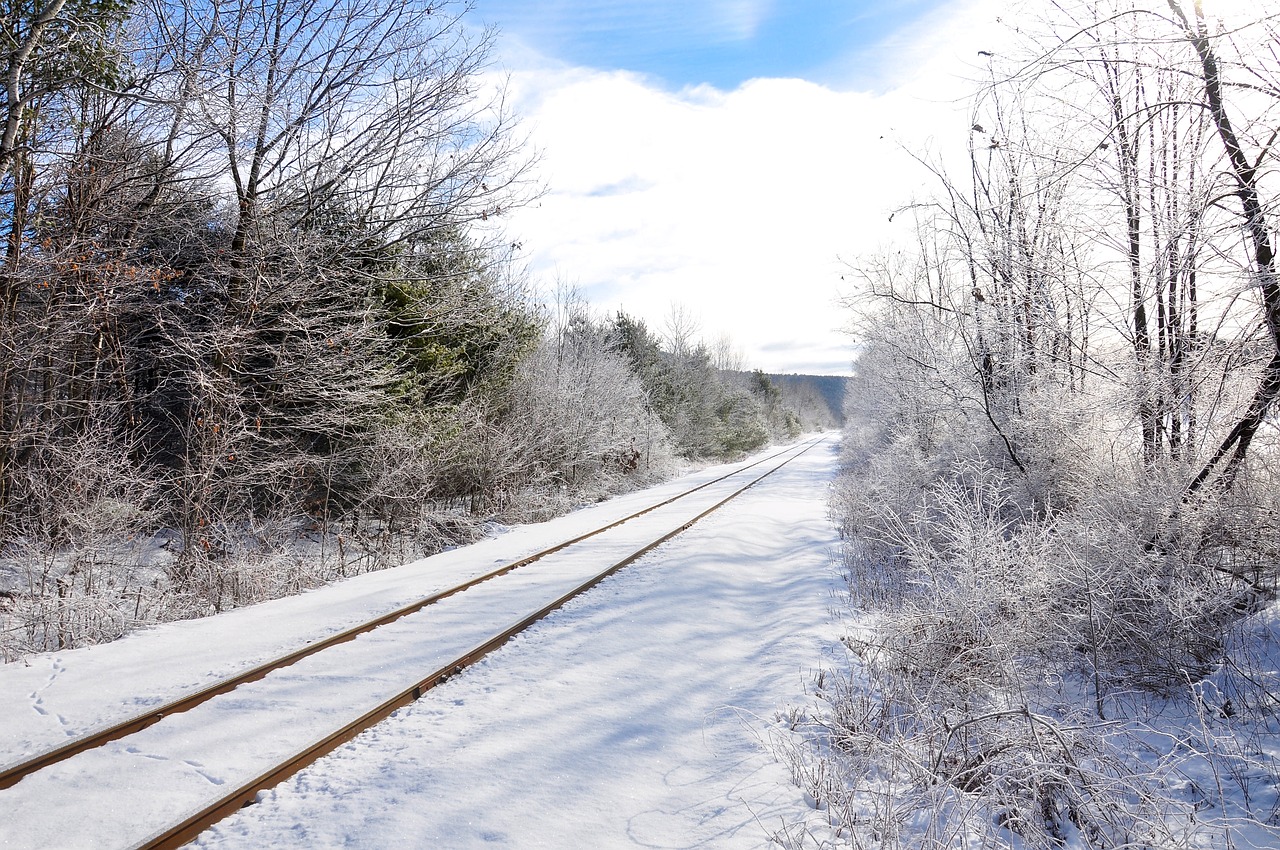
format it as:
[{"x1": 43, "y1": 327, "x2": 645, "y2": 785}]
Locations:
[{"x1": 0, "y1": 437, "x2": 844, "y2": 849}]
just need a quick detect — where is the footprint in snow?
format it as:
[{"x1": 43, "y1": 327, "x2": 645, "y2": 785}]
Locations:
[
  {"x1": 29, "y1": 658, "x2": 66, "y2": 708},
  {"x1": 184, "y1": 761, "x2": 226, "y2": 786}
]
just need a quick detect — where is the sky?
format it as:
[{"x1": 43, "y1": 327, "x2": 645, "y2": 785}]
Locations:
[{"x1": 466, "y1": 0, "x2": 1005, "y2": 375}]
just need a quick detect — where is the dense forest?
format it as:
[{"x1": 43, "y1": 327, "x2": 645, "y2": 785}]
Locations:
[
  {"x1": 0, "y1": 0, "x2": 837, "y2": 657},
  {"x1": 808, "y1": 1, "x2": 1280, "y2": 846}
]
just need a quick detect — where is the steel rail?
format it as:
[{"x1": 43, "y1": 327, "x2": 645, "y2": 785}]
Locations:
[
  {"x1": 134, "y1": 436, "x2": 825, "y2": 850},
  {"x1": 0, "y1": 438, "x2": 821, "y2": 790}
]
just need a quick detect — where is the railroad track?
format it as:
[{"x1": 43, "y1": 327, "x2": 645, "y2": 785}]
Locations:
[{"x1": 0, "y1": 437, "x2": 824, "y2": 850}]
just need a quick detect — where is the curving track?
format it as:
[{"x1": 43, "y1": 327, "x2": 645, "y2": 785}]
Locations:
[{"x1": 0, "y1": 438, "x2": 824, "y2": 850}]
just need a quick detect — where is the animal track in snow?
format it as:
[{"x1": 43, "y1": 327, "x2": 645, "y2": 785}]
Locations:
[{"x1": 27, "y1": 658, "x2": 67, "y2": 719}]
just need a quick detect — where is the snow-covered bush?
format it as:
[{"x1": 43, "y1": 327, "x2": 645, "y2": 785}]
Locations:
[
  {"x1": 806, "y1": 337, "x2": 1280, "y2": 848},
  {"x1": 781, "y1": 451, "x2": 1280, "y2": 846},
  {"x1": 482, "y1": 300, "x2": 679, "y2": 520}
]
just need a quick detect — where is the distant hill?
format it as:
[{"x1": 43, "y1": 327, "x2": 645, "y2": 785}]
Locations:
[{"x1": 767, "y1": 373, "x2": 850, "y2": 427}]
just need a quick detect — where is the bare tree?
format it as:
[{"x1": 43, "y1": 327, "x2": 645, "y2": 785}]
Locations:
[{"x1": 1163, "y1": 0, "x2": 1280, "y2": 492}]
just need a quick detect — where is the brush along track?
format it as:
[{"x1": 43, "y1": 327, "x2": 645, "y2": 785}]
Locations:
[{"x1": 0, "y1": 439, "x2": 822, "y2": 805}]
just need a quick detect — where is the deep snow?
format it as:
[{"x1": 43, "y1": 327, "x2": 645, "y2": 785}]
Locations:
[{"x1": 0, "y1": 437, "x2": 844, "y2": 849}]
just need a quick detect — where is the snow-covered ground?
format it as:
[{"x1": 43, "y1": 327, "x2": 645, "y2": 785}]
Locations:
[{"x1": 0, "y1": 437, "x2": 844, "y2": 849}]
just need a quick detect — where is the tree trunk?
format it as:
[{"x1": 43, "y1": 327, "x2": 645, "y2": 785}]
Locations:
[{"x1": 1169, "y1": 0, "x2": 1280, "y2": 493}]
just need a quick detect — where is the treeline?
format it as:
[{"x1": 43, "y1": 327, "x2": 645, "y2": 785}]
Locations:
[
  {"x1": 808, "y1": 1, "x2": 1280, "y2": 846},
  {"x1": 0, "y1": 0, "x2": 827, "y2": 657}
]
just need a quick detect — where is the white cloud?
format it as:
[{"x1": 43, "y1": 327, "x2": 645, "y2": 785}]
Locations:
[{"x1": 493, "y1": 0, "x2": 1008, "y2": 375}]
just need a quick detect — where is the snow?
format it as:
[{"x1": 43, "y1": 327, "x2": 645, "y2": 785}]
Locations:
[{"x1": 0, "y1": 437, "x2": 845, "y2": 849}]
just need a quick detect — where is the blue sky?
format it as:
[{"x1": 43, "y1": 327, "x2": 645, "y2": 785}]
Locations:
[{"x1": 472, "y1": 0, "x2": 946, "y2": 91}]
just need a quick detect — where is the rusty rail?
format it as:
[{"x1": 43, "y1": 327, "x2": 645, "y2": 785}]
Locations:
[{"x1": 135, "y1": 436, "x2": 824, "y2": 850}]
